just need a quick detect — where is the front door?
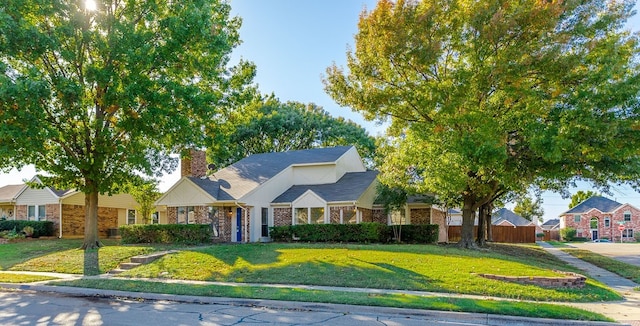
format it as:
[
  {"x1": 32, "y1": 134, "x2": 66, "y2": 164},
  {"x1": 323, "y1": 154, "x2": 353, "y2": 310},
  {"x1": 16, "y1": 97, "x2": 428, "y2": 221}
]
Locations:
[
  {"x1": 236, "y1": 208, "x2": 242, "y2": 242},
  {"x1": 592, "y1": 230, "x2": 598, "y2": 241}
]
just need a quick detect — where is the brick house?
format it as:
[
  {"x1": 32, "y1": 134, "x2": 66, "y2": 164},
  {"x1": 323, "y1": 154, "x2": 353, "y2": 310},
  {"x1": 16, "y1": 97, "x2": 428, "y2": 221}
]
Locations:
[
  {"x1": 156, "y1": 146, "x2": 448, "y2": 243},
  {"x1": 1, "y1": 176, "x2": 146, "y2": 238},
  {"x1": 560, "y1": 196, "x2": 639, "y2": 242}
]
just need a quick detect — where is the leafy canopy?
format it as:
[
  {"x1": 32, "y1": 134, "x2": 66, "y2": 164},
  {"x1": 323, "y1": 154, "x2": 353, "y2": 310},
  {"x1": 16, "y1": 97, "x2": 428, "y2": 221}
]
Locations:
[
  {"x1": 0, "y1": 0, "x2": 256, "y2": 194},
  {"x1": 324, "y1": 0, "x2": 640, "y2": 246}
]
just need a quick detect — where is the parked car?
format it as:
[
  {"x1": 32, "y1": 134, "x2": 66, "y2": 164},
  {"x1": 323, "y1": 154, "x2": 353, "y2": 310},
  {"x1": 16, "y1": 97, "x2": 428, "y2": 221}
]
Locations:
[{"x1": 593, "y1": 238, "x2": 611, "y2": 243}]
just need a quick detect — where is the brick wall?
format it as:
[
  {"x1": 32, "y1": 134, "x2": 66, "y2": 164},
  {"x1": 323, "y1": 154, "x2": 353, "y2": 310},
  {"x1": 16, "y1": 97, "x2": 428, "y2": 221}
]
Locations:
[
  {"x1": 410, "y1": 208, "x2": 431, "y2": 224},
  {"x1": 274, "y1": 207, "x2": 292, "y2": 226},
  {"x1": 61, "y1": 204, "x2": 118, "y2": 237},
  {"x1": 167, "y1": 207, "x2": 177, "y2": 224},
  {"x1": 431, "y1": 208, "x2": 447, "y2": 243},
  {"x1": 562, "y1": 203, "x2": 640, "y2": 241},
  {"x1": 181, "y1": 149, "x2": 208, "y2": 178},
  {"x1": 15, "y1": 205, "x2": 26, "y2": 220},
  {"x1": 45, "y1": 204, "x2": 60, "y2": 236},
  {"x1": 372, "y1": 208, "x2": 386, "y2": 224}
]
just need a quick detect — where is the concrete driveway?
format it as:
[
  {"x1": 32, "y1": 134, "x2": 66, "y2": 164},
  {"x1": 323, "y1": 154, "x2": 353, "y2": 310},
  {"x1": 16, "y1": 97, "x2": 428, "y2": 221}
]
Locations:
[{"x1": 565, "y1": 242, "x2": 640, "y2": 267}]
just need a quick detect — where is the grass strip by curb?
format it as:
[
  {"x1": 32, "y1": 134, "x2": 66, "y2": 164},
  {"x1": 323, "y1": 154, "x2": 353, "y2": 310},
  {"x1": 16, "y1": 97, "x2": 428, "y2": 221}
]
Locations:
[
  {"x1": 562, "y1": 249, "x2": 640, "y2": 284},
  {"x1": 0, "y1": 273, "x2": 57, "y2": 283},
  {"x1": 54, "y1": 278, "x2": 612, "y2": 322}
]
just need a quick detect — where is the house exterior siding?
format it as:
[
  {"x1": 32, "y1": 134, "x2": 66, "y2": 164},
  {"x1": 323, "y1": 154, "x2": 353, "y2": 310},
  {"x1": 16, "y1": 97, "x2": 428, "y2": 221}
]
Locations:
[
  {"x1": 274, "y1": 207, "x2": 292, "y2": 227},
  {"x1": 60, "y1": 204, "x2": 118, "y2": 237},
  {"x1": 410, "y1": 208, "x2": 431, "y2": 224},
  {"x1": 562, "y1": 203, "x2": 640, "y2": 241}
]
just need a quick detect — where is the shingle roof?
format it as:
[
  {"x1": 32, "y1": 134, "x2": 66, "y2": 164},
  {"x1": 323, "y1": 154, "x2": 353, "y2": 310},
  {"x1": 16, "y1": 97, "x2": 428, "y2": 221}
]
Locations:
[
  {"x1": 0, "y1": 184, "x2": 25, "y2": 202},
  {"x1": 563, "y1": 196, "x2": 622, "y2": 215},
  {"x1": 192, "y1": 146, "x2": 355, "y2": 201},
  {"x1": 272, "y1": 171, "x2": 378, "y2": 203},
  {"x1": 492, "y1": 208, "x2": 532, "y2": 226},
  {"x1": 543, "y1": 219, "x2": 560, "y2": 226}
]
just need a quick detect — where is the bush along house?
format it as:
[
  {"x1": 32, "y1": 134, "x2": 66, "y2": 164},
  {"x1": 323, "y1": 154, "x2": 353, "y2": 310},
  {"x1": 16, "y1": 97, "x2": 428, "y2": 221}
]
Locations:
[
  {"x1": 559, "y1": 196, "x2": 639, "y2": 242},
  {"x1": 155, "y1": 146, "x2": 448, "y2": 243}
]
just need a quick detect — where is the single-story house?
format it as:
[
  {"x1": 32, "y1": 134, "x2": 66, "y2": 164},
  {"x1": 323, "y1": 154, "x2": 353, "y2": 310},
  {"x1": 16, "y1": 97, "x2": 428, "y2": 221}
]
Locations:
[
  {"x1": 2, "y1": 176, "x2": 152, "y2": 238},
  {"x1": 492, "y1": 208, "x2": 535, "y2": 227},
  {"x1": 541, "y1": 219, "x2": 560, "y2": 230},
  {"x1": 0, "y1": 184, "x2": 23, "y2": 219},
  {"x1": 156, "y1": 146, "x2": 448, "y2": 243},
  {"x1": 560, "y1": 196, "x2": 639, "y2": 241}
]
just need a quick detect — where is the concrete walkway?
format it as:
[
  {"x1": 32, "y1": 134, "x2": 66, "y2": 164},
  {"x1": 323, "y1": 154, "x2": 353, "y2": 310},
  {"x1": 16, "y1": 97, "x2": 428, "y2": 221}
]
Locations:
[{"x1": 537, "y1": 241, "x2": 640, "y2": 326}]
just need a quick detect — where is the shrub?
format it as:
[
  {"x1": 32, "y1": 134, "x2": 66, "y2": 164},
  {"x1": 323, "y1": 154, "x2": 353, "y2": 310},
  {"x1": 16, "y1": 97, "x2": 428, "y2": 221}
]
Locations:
[
  {"x1": 269, "y1": 223, "x2": 437, "y2": 244},
  {"x1": 0, "y1": 220, "x2": 54, "y2": 238},
  {"x1": 22, "y1": 226, "x2": 35, "y2": 237},
  {"x1": 119, "y1": 224, "x2": 212, "y2": 245},
  {"x1": 560, "y1": 227, "x2": 576, "y2": 241}
]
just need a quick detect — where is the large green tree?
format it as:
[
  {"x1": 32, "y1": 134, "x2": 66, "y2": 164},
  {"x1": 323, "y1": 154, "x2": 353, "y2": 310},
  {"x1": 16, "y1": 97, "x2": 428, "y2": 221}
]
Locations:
[
  {"x1": 324, "y1": 0, "x2": 640, "y2": 248},
  {"x1": 569, "y1": 190, "x2": 601, "y2": 209},
  {"x1": 514, "y1": 195, "x2": 544, "y2": 223},
  {"x1": 0, "y1": 0, "x2": 255, "y2": 270},
  {"x1": 207, "y1": 97, "x2": 377, "y2": 167}
]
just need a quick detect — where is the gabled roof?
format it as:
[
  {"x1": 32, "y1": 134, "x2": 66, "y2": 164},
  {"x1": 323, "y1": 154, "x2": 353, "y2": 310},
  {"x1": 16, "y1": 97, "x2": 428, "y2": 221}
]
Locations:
[
  {"x1": 448, "y1": 208, "x2": 461, "y2": 215},
  {"x1": 190, "y1": 146, "x2": 355, "y2": 201},
  {"x1": 543, "y1": 218, "x2": 560, "y2": 226},
  {"x1": 492, "y1": 208, "x2": 532, "y2": 226},
  {"x1": 0, "y1": 184, "x2": 26, "y2": 203},
  {"x1": 562, "y1": 196, "x2": 623, "y2": 215},
  {"x1": 272, "y1": 171, "x2": 378, "y2": 203}
]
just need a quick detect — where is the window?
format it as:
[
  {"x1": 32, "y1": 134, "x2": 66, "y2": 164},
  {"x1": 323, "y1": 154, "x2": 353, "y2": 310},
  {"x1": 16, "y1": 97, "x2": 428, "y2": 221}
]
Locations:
[
  {"x1": 343, "y1": 208, "x2": 357, "y2": 224},
  {"x1": 261, "y1": 207, "x2": 269, "y2": 237},
  {"x1": 604, "y1": 217, "x2": 610, "y2": 227},
  {"x1": 589, "y1": 218, "x2": 598, "y2": 229},
  {"x1": 127, "y1": 209, "x2": 136, "y2": 224},
  {"x1": 177, "y1": 206, "x2": 195, "y2": 224},
  {"x1": 623, "y1": 229, "x2": 634, "y2": 238},
  {"x1": 311, "y1": 208, "x2": 324, "y2": 224},
  {"x1": 574, "y1": 215, "x2": 581, "y2": 223},
  {"x1": 208, "y1": 207, "x2": 219, "y2": 237},
  {"x1": 151, "y1": 212, "x2": 159, "y2": 224},
  {"x1": 624, "y1": 211, "x2": 632, "y2": 222},
  {"x1": 27, "y1": 205, "x2": 46, "y2": 221},
  {"x1": 295, "y1": 208, "x2": 308, "y2": 225},
  {"x1": 294, "y1": 207, "x2": 325, "y2": 225}
]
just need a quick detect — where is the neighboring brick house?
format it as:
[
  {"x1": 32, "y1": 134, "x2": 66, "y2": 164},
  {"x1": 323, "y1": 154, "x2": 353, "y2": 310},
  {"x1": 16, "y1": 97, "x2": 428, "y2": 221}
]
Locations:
[
  {"x1": 156, "y1": 146, "x2": 448, "y2": 243},
  {"x1": 560, "y1": 196, "x2": 639, "y2": 242},
  {"x1": 2, "y1": 176, "x2": 144, "y2": 238}
]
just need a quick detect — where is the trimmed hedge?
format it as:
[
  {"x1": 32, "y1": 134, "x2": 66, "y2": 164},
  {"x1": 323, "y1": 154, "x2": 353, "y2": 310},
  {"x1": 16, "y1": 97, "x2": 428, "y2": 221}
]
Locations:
[
  {"x1": 270, "y1": 223, "x2": 438, "y2": 244},
  {"x1": 120, "y1": 224, "x2": 212, "y2": 245},
  {"x1": 0, "y1": 220, "x2": 55, "y2": 238}
]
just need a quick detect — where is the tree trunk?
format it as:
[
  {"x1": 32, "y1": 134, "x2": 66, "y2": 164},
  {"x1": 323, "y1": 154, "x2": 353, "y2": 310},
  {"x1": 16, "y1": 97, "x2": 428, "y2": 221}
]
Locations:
[
  {"x1": 476, "y1": 204, "x2": 486, "y2": 247},
  {"x1": 82, "y1": 182, "x2": 102, "y2": 275},
  {"x1": 458, "y1": 194, "x2": 477, "y2": 249},
  {"x1": 485, "y1": 202, "x2": 494, "y2": 242}
]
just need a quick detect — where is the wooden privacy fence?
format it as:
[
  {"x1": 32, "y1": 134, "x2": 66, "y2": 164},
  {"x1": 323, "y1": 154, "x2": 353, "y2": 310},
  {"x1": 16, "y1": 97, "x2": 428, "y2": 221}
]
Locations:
[
  {"x1": 543, "y1": 229, "x2": 560, "y2": 241},
  {"x1": 448, "y1": 225, "x2": 536, "y2": 243}
]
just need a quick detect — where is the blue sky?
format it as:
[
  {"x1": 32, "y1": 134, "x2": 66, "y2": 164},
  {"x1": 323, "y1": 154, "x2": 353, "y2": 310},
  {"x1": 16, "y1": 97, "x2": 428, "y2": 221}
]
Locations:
[{"x1": 1, "y1": 0, "x2": 640, "y2": 221}]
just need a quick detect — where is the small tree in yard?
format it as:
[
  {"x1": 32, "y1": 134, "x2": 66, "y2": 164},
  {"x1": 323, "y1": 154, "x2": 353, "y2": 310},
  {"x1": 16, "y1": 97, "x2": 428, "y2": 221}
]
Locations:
[
  {"x1": 0, "y1": 0, "x2": 255, "y2": 274},
  {"x1": 125, "y1": 179, "x2": 161, "y2": 224},
  {"x1": 560, "y1": 227, "x2": 577, "y2": 242}
]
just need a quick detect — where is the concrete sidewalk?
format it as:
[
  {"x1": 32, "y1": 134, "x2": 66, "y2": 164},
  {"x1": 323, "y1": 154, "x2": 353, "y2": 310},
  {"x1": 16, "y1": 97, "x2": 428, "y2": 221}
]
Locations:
[{"x1": 537, "y1": 241, "x2": 640, "y2": 326}]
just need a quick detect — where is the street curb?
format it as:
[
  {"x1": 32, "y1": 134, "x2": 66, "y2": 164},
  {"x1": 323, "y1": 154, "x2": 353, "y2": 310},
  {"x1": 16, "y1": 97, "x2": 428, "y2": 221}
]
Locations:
[{"x1": 0, "y1": 283, "x2": 627, "y2": 326}]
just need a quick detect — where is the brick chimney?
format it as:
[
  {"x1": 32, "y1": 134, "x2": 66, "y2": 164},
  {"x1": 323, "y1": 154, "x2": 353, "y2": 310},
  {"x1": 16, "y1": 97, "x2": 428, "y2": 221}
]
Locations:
[{"x1": 181, "y1": 149, "x2": 208, "y2": 178}]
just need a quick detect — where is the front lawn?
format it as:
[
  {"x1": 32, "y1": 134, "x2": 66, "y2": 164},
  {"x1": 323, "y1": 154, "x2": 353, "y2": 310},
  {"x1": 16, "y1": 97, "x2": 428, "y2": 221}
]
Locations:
[{"x1": 117, "y1": 243, "x2": 619, "y2": 302}]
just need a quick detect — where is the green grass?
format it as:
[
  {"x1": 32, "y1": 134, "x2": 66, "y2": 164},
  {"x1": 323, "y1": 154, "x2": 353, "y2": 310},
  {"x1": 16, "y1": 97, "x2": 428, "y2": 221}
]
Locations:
[
  {"x1": 2, "y1": 239, "x2": 173, "y2": 274},
  {"x1": 0, "y1": 273, "x2": 57, "y2": 283},
  {"x1": 0, "y1": 239, "x2": 85, "y2": 269},
  {"x1": 546, "y1": 241, "x2": 570, "y2": 247},
  {"x1": 55, "y1": 278, "x2": 612, "y2": 322},
  {"x1": 562, "y1": 249, "x2": 640, "y2": 283},
  {"x1": 116, "y1": 243, "x2": 619, "y2": 302}
]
